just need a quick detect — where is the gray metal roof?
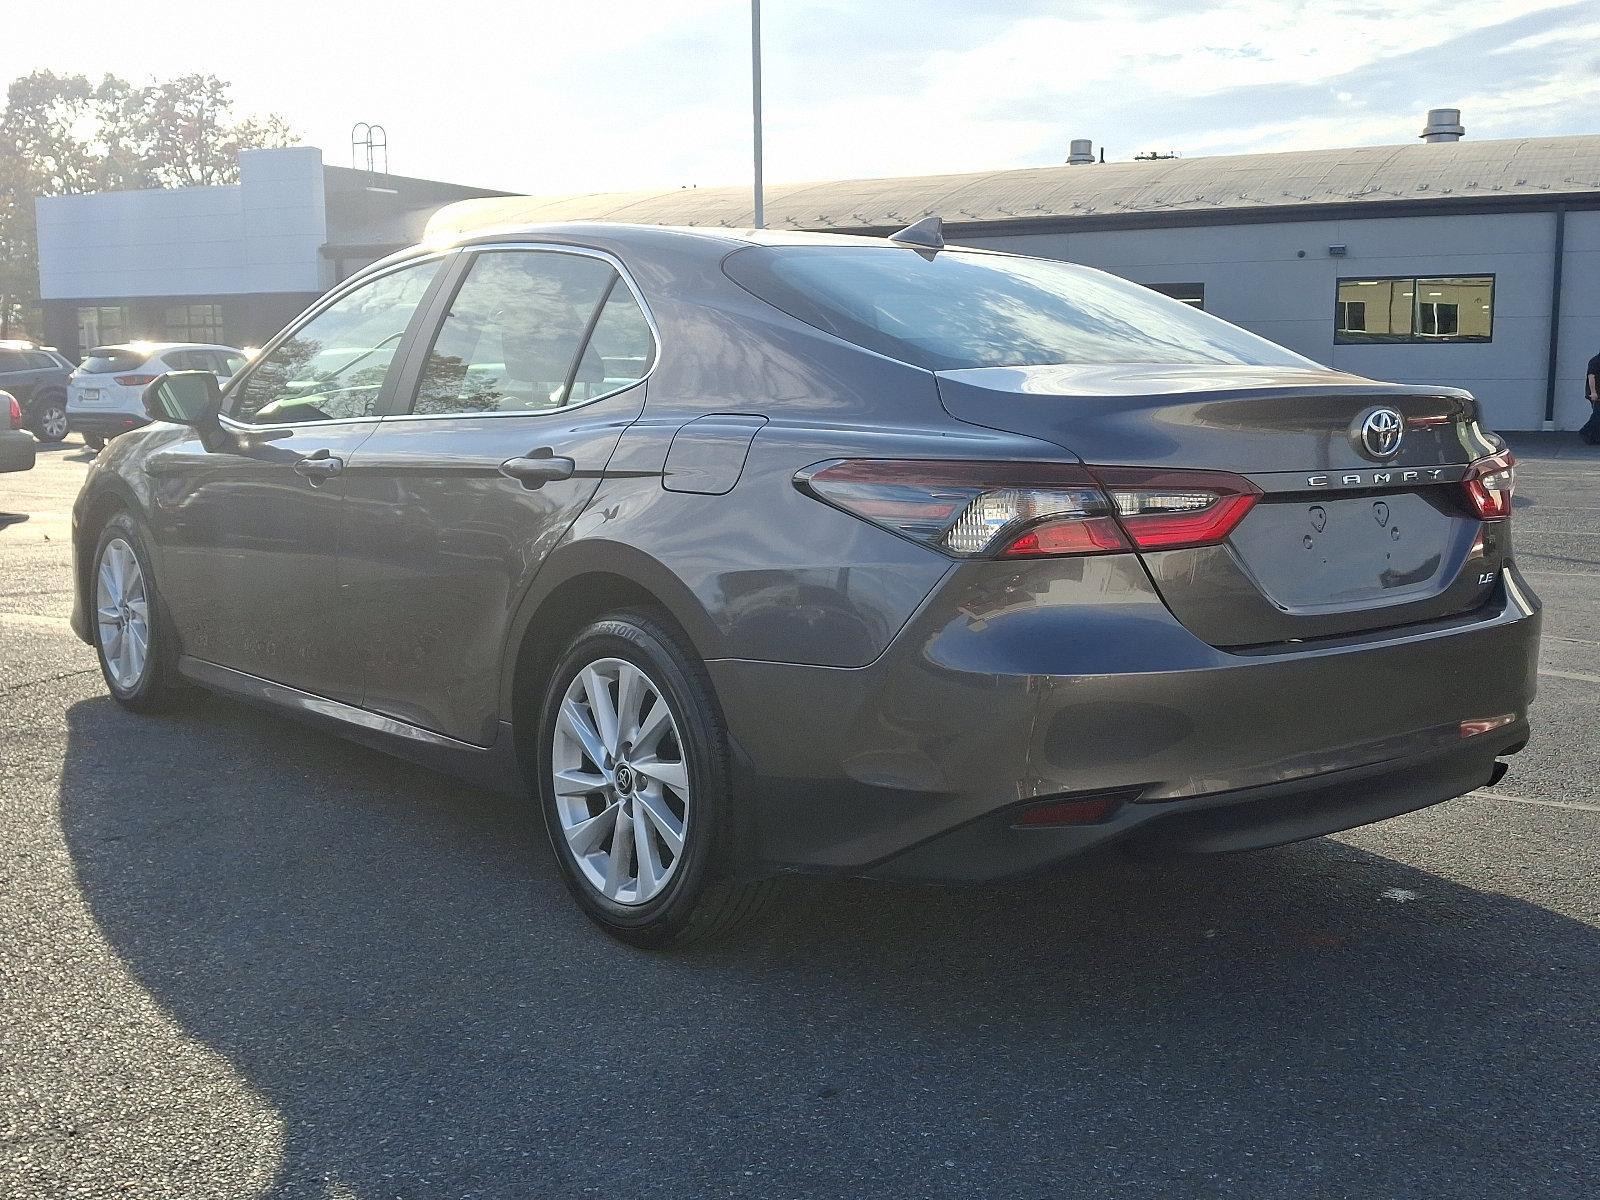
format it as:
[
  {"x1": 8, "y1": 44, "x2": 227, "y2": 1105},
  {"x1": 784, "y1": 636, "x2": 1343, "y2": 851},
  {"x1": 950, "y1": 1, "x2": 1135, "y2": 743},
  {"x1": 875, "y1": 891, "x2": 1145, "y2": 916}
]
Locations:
[{"x1": 426, "y1": 134, "x2": 1600, "y2": 241}]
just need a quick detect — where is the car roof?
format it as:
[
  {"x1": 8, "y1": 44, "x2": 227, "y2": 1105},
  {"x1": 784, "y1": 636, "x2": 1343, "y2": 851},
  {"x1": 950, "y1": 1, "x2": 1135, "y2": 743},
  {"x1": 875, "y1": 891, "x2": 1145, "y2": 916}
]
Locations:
[
  {"x1": 88, "y1": 342, "x2": 245, "y2": 355},
  {"x1": 354, "y1": 220, "x2": 1007, "y2": 292}
]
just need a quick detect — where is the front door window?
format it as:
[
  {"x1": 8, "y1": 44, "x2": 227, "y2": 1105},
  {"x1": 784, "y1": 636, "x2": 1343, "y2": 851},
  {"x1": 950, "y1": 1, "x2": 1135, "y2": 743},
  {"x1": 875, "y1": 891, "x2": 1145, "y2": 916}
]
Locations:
[{"x1": 229, "y1": 260, "x2": 441, "y2": 425}]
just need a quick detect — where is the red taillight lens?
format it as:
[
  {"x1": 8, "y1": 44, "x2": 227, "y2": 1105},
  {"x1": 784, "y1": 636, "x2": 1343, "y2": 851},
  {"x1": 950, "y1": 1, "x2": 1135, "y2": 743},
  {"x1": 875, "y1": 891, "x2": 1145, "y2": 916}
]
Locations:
[
  {"x1": 114, "y1": 374, "x2": 158, "y2": 386},
  {"x1": 1463, "y1": 449, "x2": 1515, "y2": 520},
  {"x1": 796, "y1": 459, "x2": 1129, "y2": 559},
  {"x1": 1091, "y1": 466, "x2": 1261, "y2": 550},
  {"x1": 5, "y1": 394, "x2": 19, "y2": 430}
]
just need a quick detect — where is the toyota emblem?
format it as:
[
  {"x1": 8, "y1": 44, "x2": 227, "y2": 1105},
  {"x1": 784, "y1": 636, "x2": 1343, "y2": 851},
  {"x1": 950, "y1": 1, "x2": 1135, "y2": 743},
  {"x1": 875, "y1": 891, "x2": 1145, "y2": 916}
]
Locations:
[{"x1": 1354, "y1": 407, "x2": 1404, "y2": 460}]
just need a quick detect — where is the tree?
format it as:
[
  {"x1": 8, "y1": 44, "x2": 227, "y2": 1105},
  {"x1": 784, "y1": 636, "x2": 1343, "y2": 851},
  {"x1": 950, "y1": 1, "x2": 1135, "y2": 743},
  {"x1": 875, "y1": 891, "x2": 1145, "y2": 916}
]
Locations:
[{"x1": 0, "y1": 71, "x2": 297, "y2": 337}]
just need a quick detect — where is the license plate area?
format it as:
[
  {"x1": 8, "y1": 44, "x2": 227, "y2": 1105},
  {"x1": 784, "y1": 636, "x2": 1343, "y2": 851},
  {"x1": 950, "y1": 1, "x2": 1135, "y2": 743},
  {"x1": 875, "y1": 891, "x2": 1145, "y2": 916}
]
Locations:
[
  {"x1": 1230, "y1": 491, "x2": 1464, "y2": 610},
  {"x1": 79, "y1": 388, "x2": 101, "y2": 402}
]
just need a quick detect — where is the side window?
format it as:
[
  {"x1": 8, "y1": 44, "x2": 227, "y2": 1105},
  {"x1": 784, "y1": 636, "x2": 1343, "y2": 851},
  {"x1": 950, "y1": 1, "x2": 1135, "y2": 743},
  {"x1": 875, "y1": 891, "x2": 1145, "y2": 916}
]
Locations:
[
  {"x1": 570, "y1": 282, "x2": 655, "y2": 404},
  {"x1": 230, "y1": 260, "x2": 439, "y2": 424},
  {"x1": 219, "y1": 352, "x2": 248, "y2": 377},
  {"x1": 411, "y1": 251, "x2": 623, "y2": 417},
  {"x1": 0, "y1": 350, "x2": 25, "y2": 373},
  {"x1": 26, "y1": 351, "x2": 57, "y2": 370}
]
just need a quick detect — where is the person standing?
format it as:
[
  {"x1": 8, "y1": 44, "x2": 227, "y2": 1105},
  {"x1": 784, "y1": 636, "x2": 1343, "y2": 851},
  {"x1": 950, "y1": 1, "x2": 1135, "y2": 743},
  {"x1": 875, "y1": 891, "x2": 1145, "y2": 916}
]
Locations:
[{"x1": 1584, "y1": 347, "x2": 1600, "y2": 445}]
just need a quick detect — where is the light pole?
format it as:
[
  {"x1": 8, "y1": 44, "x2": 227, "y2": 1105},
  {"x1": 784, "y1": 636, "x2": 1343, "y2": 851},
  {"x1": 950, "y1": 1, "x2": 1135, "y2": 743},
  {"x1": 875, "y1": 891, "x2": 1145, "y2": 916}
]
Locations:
[{"x1": 751, "y1": 0, "x2": 765, "y2": 228}]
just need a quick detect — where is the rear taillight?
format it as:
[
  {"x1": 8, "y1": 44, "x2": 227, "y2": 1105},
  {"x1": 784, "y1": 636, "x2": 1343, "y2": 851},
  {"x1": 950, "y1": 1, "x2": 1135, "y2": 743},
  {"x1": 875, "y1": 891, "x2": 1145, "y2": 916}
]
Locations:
[
  {"x1": 1463, "y1": 449, "x2": 1515, "y2": 520},
  {"x1": 5, "y1": 394, "x2": 20, "y2": 430},
  {"x1": 796, "y1": 460, "x2": 1259, "y2": 559},
  {"x1": 114, "y1": 374, "x2": 159, "y2": 386}
]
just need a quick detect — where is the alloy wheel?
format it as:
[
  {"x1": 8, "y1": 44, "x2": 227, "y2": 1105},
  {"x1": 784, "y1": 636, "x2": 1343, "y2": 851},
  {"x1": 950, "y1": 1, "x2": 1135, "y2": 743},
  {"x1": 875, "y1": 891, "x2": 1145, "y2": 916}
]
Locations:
[
  {"x1": 96, "y1": 537, "x2": 150, "y2": 691},
  {"x1": 40, "y1": 403, "x2": 68, "y2": 441},
  {"x1": 551, "y1": 657, "x2": 690, "y2": 905}
]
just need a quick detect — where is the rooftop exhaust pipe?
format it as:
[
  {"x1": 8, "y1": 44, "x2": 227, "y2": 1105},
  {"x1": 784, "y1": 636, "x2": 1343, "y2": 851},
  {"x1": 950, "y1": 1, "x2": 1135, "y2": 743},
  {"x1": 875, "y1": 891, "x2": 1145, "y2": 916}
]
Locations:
[
  {"x1": 1067, "y1": 139, "x2": 1096, "y2": 165},
  {"x1": 1420, "y1": 108, "x2": 1465, "y2": 143}
]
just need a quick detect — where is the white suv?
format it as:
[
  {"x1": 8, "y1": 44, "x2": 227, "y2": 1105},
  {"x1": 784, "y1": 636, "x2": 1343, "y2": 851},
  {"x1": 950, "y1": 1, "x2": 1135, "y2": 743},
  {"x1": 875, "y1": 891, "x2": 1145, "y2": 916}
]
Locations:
[{"x1": 67, "y1": 343, "x2": 248, "y2": 449}]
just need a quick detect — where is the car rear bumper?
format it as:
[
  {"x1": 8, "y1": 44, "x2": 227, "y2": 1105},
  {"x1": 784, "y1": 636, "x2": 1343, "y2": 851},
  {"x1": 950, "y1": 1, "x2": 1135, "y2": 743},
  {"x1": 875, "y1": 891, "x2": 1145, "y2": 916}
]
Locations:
[
  {"x1": 0, "y1": 428, "x2": 37, "y2": 472},
  {"x1": 67, "y1": 410, "x2": 149, "y2": 437},
  {"x1": 709, "y1": 554, "x2": 1540, "y2": 880}
]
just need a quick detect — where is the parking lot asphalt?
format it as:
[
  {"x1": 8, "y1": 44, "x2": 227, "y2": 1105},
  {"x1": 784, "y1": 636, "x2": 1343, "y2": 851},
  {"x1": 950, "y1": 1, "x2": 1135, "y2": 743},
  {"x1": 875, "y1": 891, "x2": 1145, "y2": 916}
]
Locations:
[{"x1": 1, "y1": 435, "x2": 1597, "y2": 1199}]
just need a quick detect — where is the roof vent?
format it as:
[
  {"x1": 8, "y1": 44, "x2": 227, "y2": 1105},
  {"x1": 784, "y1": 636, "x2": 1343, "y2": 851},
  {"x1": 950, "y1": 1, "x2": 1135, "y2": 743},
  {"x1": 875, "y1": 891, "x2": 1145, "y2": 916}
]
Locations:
[
  {"x1": 1067, "y1": 139, "x2": 1096, "y2": 165},
  {"x1": 1421, "y1": 108, "x2": 1464, "y2": 143}
]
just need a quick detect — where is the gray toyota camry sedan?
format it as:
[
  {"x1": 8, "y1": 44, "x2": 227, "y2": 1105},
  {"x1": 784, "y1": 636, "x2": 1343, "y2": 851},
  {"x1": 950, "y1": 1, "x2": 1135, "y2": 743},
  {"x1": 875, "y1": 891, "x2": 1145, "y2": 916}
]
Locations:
[{"x1": 68, "y1": 220, "x2": 1539, "y2": 945}]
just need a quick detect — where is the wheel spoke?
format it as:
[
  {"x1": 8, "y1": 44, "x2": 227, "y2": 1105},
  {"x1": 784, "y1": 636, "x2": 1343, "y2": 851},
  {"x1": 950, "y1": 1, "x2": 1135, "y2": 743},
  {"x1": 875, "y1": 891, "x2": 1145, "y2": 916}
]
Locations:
[
  {"x1": 553, "y1": 768, "x2": 608, "y2": 797},
  {"x1": 633, "y1": 698, "x2": 672, "y2": 755},
  {"x1": 565, "y1": 801, "x2": 620, "y2": 857},
  {"x1": 632, "y1": 805, "x2": 663, "y2": 899},
  {"x1": 632, "y1": 755, "x2": 687, "y2": 797},
  {"x1": 117, "y1": 627, "x2": 136, "y2": 682},
  {"x1": 603, "y1": 805, "x2": 633, "y2": 898},
  {"x1": 580, "y1": 666, "x2": 619, "y2": 755},
  {"x1": 636, "y1": 789, "x2": 684, "y2": 857},
  {"x1": 97, "y1": 561, "x2": 120, "y2": 607},
  {"x1": 614, "y1": 663, "x2": 645, "y2": 745},
  {"x1": 558, "y1": 698, "x2": 607, "y2": 768}
]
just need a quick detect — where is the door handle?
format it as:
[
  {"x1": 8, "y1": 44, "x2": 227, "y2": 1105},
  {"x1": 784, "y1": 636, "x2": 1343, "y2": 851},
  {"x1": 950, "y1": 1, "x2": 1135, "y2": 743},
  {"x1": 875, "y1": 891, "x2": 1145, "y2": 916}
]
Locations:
[
  {"x1": 293, "y1": 449, "x2": 344, "y2": 482},
  {"x1": 500, "y1": 449, "x2": 576, "y2": 489}
]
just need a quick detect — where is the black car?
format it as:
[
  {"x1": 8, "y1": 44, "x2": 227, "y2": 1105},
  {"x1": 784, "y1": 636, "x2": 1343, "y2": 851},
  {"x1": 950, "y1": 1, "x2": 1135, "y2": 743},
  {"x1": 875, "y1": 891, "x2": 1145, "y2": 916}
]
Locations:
[
  {"x1": 69, "y1": 221, "x2": 1539, "y2": 947},
  {"x1": 0, "y1": 342, "x2": 75, "y2": 442}
]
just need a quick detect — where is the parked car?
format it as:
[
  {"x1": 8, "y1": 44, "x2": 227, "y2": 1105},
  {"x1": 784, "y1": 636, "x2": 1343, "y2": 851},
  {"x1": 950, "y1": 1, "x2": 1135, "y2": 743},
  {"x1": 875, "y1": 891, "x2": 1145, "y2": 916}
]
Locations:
[
  {"x1": 0, "y1": 340, "x2": 75, "y2": 443},
  {"x1": 67, "y1": 342, "x2": 247, "y2": 449},
  {"x1": 1, "y1": 389, "x2": 38, "y2": 472},
  {"x1": 67, "y1": 221, "x2": 1539, "y2": 946}
]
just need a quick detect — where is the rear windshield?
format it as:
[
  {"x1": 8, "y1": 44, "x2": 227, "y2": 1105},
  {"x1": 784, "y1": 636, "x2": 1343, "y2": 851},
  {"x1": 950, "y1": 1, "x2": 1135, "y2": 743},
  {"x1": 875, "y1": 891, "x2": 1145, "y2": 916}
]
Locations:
[
  {"x1": 723, "y1": 246, "x2": 1311, "y2": 371},
  {"x1": 81, "y1": 348, "x2": 151, "y2": 374}
]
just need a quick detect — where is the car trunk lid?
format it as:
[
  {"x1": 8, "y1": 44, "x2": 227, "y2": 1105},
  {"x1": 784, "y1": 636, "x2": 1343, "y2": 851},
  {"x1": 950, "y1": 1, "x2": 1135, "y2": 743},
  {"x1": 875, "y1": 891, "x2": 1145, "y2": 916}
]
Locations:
[{"x1": 936, "y1": 363, "x2": 1505, "y2": 646}]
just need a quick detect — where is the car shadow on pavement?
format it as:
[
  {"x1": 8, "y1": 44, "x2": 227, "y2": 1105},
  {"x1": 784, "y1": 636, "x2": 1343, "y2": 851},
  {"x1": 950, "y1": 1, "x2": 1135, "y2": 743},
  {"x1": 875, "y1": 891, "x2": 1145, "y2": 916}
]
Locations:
[{"x1": 58, "y1": 695, "x2": 1597, "y2": 1199}]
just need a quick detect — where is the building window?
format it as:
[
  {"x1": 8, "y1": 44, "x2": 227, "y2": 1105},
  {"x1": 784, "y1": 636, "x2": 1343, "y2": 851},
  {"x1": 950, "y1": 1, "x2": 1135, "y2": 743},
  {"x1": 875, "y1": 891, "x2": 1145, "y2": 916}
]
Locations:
[
  {"x1": 1334, "y1": 276, "x2": 1493, "y2": 344},
  {"x1": 1146, "y1": 282, "x2": 1205, "y2": 310},
  {"x1": 163, "y1": 303, "x2": 225, "y2": 345},
  {"x1": 77, "y1": 306, "x2": 129, "y2": 349}
]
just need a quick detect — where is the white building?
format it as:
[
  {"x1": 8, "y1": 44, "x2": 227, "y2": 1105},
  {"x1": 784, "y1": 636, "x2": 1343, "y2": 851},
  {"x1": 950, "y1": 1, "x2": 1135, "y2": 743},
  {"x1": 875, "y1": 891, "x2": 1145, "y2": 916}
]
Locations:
[{"x1": 35, "y1": 146, "x2": 506, "y2": 357}]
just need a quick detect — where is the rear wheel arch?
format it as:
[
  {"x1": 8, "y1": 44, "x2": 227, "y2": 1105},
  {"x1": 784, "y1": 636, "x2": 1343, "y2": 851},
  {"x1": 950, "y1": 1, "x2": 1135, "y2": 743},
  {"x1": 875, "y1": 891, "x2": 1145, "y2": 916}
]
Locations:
[{"x1": 503, "y1": 547, "x2": 723, "y2": 769}]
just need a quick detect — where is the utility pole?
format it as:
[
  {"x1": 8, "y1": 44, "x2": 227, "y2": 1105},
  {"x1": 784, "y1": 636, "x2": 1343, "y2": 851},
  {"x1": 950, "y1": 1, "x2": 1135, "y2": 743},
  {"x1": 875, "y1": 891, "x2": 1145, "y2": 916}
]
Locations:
[{"x1": 751, "y1": 0, "x2": 765, "y2": 228}]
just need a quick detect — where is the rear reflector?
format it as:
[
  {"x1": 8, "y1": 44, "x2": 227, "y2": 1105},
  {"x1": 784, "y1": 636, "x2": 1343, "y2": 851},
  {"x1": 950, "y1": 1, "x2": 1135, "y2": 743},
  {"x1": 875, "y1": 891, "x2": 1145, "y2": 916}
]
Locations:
[
  {"x1": 1460, "y1": 713, "x2": 1515, "y2": 738},
  {"x1": 1014, "y1": 794, "x2": 1125, "y2": 826},
  {"x1": 1463, "y1": 449, "x2": 1515, "y2": 520},
  {"x1": 796, "y1": 459, "x2": 1260, "y2": 560}
]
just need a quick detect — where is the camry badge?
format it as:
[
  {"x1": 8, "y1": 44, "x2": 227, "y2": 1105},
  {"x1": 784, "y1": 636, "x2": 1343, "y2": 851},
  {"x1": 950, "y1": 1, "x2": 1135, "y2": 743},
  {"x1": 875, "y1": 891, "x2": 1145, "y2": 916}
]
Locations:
[{"x1": 1354, "y1": 406, "x2": 1404, "y2": 460}]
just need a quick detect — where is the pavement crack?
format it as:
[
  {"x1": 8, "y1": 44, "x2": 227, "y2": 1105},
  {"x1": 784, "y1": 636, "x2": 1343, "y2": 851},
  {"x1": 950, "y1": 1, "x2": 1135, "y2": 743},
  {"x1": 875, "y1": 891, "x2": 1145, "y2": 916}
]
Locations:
[{"x1": 3, "y1": 667, "x2": 99, "y2": 695}]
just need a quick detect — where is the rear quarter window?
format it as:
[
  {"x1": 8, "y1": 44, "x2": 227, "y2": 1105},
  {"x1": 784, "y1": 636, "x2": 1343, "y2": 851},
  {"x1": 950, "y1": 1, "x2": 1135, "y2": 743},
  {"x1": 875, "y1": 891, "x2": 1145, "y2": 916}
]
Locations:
[{"x1": 722, "y1": 246, "x2": 1311, "y2": 371}]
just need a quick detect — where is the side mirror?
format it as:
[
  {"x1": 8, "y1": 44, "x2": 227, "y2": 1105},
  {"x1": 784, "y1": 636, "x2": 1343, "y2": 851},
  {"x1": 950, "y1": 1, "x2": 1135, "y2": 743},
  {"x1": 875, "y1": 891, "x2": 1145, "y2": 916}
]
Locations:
[{"x1": 143, "y1": 371, "x2": 222, "y2": 426}]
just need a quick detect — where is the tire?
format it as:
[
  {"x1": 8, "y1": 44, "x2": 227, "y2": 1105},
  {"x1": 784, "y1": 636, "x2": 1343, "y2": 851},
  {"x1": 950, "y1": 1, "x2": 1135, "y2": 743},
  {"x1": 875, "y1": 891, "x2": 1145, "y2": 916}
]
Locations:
[
  {"x1": 83, "y1": 434, "x2": 105, "y2": 451},
  {"x1": 536, "y1": 612, "x2": 774, "y2": 948},
  {"x1": 90, "y1": 514, "x2": 183, "y2": 712},
  {"x1": 32, "y1": 396, "x2": 68, "y2": 443}
]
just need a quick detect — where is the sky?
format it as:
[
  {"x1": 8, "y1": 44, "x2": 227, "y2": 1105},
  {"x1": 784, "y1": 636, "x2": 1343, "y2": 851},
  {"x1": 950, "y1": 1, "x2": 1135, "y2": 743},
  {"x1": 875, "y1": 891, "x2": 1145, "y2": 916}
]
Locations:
[{"x1": 8, "y1": 0, "x2": 1600, "y2": 196}]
